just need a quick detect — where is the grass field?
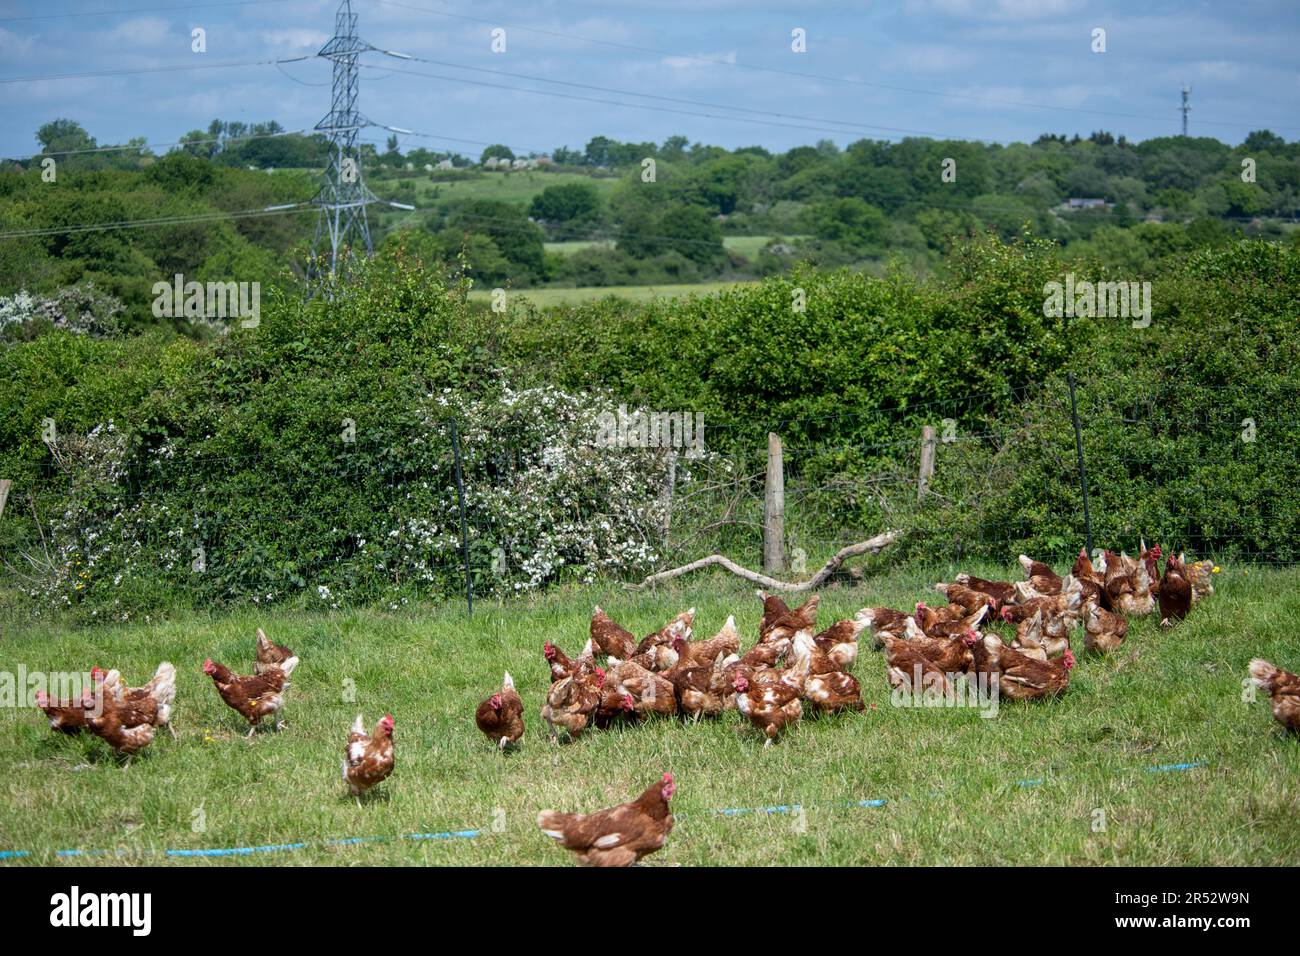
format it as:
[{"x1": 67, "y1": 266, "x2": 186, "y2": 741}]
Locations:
[
  {"x1": 543, "y1": 236, "x2": 807, "y2": 259},
  {"x1": 544, "y1": 239, "x2": 615, "y2": 256},
  {"x1": 467, "y1": 280, "x2": 760, "y2": 308},
  {"x1": 410, "y1": 170, "x2": 621, "y2": 206},
  {"x1": 2, "y1": 563, "x2": 1298, "y2": 866}
]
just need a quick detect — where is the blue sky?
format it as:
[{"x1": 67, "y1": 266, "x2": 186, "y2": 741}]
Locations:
[{"x1": 2, "y1": 0, "x2": 1298, "y2": 160}]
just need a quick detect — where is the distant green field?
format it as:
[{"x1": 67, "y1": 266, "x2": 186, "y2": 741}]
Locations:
[
  {"x1": 544, "y1": 236, "x2": 806, "y2": 260},
  {"x1": 467, "y1": 280, "x2": 760, "y2": 308},
  {"x1": 724, "y1": 235, "x2": 785, "y2": 258},
  {"x1": 411, "y1": 170, "x2": 621, "y2": 206},
  {"x1": 543, "y1": 240, "x2": 615, "y2": 256}
]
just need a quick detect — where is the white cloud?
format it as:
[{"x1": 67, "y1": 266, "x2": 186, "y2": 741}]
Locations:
[
  {"x1": 260, "y1": 29, "x2": 329, "y2": 50},
  {"x1": 881, "y1": 43, "x2": 981, "y2": 74},
  {"x1": 948, "y1": 82, "x2": 1108, "y2": 111},
  {"x1": 1192, "y1": 60, "x2": 1243, "y2": 81},
  {"x1": 107, "y1": 17, "x2": 174, "y2": 48},
  {"x1": 661, "y1": 50, "x2": 737, "y2": 69},
  {"x1": 905, "y1": 0, "x2": 1082, "y2": 19},
  {"x1": 0, "y1": 26, "x2": 38, "y2": 59}
]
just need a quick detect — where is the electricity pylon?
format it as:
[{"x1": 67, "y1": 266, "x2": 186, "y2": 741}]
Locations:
[{"x1": 307, "y1": 0, "x2": 413, "y2": 294}]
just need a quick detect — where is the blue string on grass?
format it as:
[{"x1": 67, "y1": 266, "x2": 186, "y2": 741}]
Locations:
[
  {"x1": 1, "y1": 828, "x2": 481, "y2": 861},
  {"x1": 706, "y1": 759, "x2": 1205, "y2": 817},
  {"x1": 0, "y1": 760, "x2": 1208, "y2": 860}
]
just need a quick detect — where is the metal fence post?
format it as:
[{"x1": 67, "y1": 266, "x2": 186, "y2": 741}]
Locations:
[
  {"x1": 450, "y1": 418, "x2": 473, "y2": 615},
  {"x1": 1066, "y1": 373, "x2": 1093, "y2": 555}
]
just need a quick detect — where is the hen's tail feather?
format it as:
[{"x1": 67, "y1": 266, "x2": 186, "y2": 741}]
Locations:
[
  {"x1": 1248, "y1": 659, "x2": 1278, "y2": 689},
  {"x1": 536, "y1": 810, "x2": 571, "y2": 841},
  {"x1": 150, "y1": 662, "x2": 177, "y2": 707}
]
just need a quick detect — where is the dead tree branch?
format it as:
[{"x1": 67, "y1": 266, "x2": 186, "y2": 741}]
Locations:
[{"x1": 627, "y1": 530, "x2": 902, "y2": 592}]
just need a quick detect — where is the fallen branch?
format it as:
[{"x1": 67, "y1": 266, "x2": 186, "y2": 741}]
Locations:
[{"x1": 628, "y1": 530, "x2": 902, "y2": 592}]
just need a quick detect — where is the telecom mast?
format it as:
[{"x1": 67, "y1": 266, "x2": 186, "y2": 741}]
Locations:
[{"x1": 1180, "y1": 85, "x2": 1191, "y2": 137}]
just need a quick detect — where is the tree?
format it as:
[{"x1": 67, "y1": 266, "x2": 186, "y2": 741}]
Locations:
[
  {"x1": 446, "y1": 200, "x2": 544, "y2": 280},
  {"x1": 529, "y1": 182, "x2": 600, "y2": 225},
  {"x1": 479, "y1": 144, "x2": 515, "y2": 165},
  {"x1": 384, "y1": 135, "x2": 402, "y2": 165},
  {"x1": 1243, "y1": 130, "x2": 1286, "y2": 153},
  {"x1": 656, "y1": 204, "x2": 723, "y2": 264},
  {"x1": 146, "y1": 151, "x2": 217, "y2": 192},
  {"x1": 807, "y1": 198, "x2": 888, "y2": 256},
  {"x1": 37, "y1": 119, "x2": 95, "y2": 155},
  {"x1": 584, "y1": 136, "x2": 617, "y2": 167},
  {"x1": 1215, "y1": 181, "x2": 1263, "y2": 218},
  {"x1": 616, "y1": 202, "x2": 721, "y2": 265},
  {"x1": 179, "y1": 129, "x2": 218, "y2": 159},
  {"x1": 660, "y1": 135, "x2": 689, "y2": 163}
]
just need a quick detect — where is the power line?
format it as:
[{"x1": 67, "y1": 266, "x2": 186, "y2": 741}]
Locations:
[
  {"x1": 0, "y1": 204, "x2": 310, "y2": 241},
  {"x1": 19, "y1": 126, "x2": 318, "y2": 159},
  {"x1": 0, "y1": 55, "x2": 311, "y2": 86},
  {"x1": 0, "y1": 0, "x2": 300, "y2": 22},
  {"x1": 378, "y1": 50, "x2": 996, "y2": 143},
  {"x1": 372, "y1": 0, "x2": 1300, "y2": 135},
  {"x1": 359, "y1": 62, "x2": 936, "y2": 143}
]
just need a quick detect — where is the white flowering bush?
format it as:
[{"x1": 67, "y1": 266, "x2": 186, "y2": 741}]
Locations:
[
  {"x1": 449, "y1": 384, "x2": 670, "y2": 592},
  {"x1": 15, "y1": 386, "x2": 677, "y2": 614},
  {"x1": 0, "y1": 283, "x2": 124, "y2": 342},
  {"x1": 19, "y1": 422, "x2": 146, "y2": 615},
  {"x1": 0, "y1": 290, "x2": 36, "y2": 335}
]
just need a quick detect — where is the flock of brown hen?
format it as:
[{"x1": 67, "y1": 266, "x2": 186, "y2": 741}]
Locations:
[
  {"x1": 484, "y1": 542, "x2": 1293, "y2": 865},
  {"x1": 30, "y1": 545, "x2": 1297, "y2": 866},
  {"x1": 35, "y1": 627, "x2": 400, "y2": 802}
]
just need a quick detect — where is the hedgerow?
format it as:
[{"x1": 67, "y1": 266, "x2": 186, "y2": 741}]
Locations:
[{"x1": 2, "y1": 235, "x2": 1296, "y2": 618}]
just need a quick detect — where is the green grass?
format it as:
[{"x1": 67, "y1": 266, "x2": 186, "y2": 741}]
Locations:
[
  {"x1": 543, "y1": 236, "x2": 804, "y2": 259},
  {"x1": 467, "y1": 280, "x2": 759, "y2": 308},
  {"x1": 409, "y1": 170, "x2": 620, "y2": 206},
  {"x1": 722, "y1": 234, "x2": 803, "y2": 259},
  {"x1": 543, "y1": 240, "x2": 615, "y2": 256},
  {"x1": 2, "y1": 563, "x2": 1298, "y2": 866}
]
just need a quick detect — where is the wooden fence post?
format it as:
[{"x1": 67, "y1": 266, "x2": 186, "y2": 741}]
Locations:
[
  {"x1": 764, "y1": 432, "x2": 786, "y2": 573},
  {"x1": 917, "y1": 426, "x2": 936, "y2": 501}
]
